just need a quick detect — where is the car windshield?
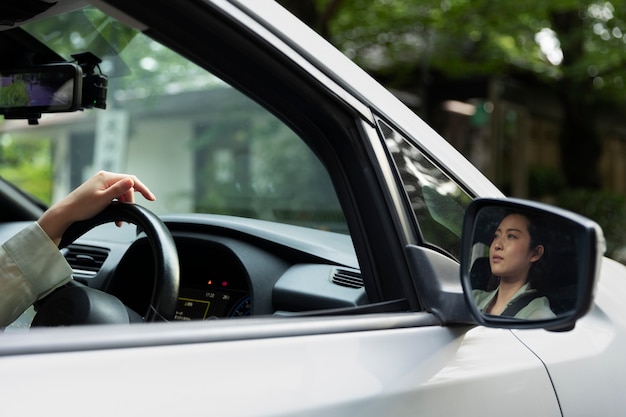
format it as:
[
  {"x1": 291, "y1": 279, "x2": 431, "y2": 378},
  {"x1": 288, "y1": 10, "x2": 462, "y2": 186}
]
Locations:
[{"x1": 1, "y1": 6, "x2": 348, "y2": 233}]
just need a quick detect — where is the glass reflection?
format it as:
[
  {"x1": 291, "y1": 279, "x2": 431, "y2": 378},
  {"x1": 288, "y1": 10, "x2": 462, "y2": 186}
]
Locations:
[
  {"x1": 377, "y1": 118, "x2": 472, "y2": 259},
  {"x1": 469, "y1": 206, "x2": 578, "y2": 320}
]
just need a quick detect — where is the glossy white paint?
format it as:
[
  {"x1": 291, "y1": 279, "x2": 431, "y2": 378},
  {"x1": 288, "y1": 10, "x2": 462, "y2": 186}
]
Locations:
[
  {"x1": 1, "y1": 320, "x2": 558, "y2": 416},
  {"x1": 514, "y1": 257, "x2": 626, "y2": 417},
  {"x1": 412, "y1": 326, "x2": 560, "y2": 416}
]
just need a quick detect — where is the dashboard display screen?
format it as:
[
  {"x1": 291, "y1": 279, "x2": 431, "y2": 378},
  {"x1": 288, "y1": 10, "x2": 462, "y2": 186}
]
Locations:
[{"x1": 174, "y1": 287, "x2": 249, "y2": 320}]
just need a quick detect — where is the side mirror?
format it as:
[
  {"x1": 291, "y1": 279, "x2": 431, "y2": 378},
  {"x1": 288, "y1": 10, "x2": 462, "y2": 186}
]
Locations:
[{"x1": 460, "y1": 198, "x2": 605, "y2": 331}]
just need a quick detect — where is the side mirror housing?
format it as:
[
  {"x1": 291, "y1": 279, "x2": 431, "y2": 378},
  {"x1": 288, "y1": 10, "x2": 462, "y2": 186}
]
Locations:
[{"x1": 460, "y1": 198, "x2": 604, "y2": 331}]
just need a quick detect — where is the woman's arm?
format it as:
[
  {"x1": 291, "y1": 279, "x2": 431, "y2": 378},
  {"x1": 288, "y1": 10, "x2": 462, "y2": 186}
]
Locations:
[{"x1": 0, "y1": 171, "x2": 155, "y2": 328}]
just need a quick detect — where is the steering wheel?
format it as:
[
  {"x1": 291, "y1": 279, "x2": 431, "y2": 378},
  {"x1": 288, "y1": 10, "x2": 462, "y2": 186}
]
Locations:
[{"x1": 32, "y1": 202, "x2": 180, "y2": 326}]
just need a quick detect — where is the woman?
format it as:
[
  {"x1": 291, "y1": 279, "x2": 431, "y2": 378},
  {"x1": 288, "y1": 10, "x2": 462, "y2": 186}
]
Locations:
[
  {"x1": 0, "y1": 170, "x2": 155, "y2": 328},
  {"x1": 474, "y1": 212, "x2": 556, "y2": 320}
]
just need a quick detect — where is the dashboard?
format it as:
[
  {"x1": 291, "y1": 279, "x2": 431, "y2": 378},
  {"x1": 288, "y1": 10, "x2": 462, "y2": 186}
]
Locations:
[{"x1": 54, "y1": 214, "x2": 367, "y2": 322}]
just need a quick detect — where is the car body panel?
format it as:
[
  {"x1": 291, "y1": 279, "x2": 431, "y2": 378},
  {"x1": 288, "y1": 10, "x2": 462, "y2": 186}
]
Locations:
[
  {"x1": 514, "y1": 257, "x2": 626, "y2": 417},
  {"x1": 1, "y1": 319, "x2": 558, "y2": 417}
]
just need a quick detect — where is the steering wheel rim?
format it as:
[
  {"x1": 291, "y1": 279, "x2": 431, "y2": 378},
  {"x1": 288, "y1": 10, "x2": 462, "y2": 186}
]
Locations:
[{"x1": 56, "y1": 201, "x2": 180, "y2": 322}]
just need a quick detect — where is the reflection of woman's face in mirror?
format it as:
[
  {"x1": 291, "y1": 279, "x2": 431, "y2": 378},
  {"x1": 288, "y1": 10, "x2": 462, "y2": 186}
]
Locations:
[
  {"x1": 471, "y1": 208, "x2": 575, "y2": 320},
  {"x1": 490, "y1": 213, "x2": 544, "y2": 285}
]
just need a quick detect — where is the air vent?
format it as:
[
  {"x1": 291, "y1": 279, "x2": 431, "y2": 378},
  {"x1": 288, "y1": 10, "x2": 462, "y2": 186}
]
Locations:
[
  {"x1": 63, "y1": 244, "x2": 109, "y2": 278},
  {"x1": 331, "y1": 268, "x2": 363, "y2": 289}
]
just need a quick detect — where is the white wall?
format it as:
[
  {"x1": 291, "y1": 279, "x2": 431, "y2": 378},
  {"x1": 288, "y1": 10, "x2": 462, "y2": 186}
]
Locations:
[{"x1": 125, "y1": 118, "x2": 195, "y2": 214}]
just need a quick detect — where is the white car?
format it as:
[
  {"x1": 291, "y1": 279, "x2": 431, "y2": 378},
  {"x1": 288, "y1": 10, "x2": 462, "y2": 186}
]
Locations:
[{"x1": 0, "y1": 1, "x2": 623, "y2": 416}]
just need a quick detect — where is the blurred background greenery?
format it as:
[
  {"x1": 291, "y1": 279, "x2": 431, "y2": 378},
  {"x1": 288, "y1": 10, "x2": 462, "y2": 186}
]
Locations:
[{"x1": 279, "y1": 0, "x2": 626, "y2": 261}]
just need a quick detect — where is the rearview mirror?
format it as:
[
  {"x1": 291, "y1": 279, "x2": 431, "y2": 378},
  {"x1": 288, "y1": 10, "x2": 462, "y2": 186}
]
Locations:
[
  {"x1": 0, "y1": 63, "x2": 82, "y2": 116},
  {"x1": 460, "y1": 198, "x2": 605, "y2": 331}
]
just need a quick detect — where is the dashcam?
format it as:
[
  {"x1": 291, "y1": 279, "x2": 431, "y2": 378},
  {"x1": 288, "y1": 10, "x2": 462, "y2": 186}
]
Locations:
[{"x1": 72, "y1": 52, "x2": 108, "y2": 110}]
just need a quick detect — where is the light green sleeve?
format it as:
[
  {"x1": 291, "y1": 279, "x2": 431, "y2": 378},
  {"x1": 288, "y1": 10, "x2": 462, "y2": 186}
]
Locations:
[
  {"x1": 0, "y1": 223, "x2": 72, "y2": 327},
  {"x1": 473, "y1": 289, "x2": 496, "y2": 312},
  {"x1": 516, "y1": 296, "x2": 556, "y2": 320}
]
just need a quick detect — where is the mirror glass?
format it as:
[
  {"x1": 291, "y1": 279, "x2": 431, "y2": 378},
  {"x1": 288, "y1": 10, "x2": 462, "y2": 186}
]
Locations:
[
  {"x1": 464, "y1": 204, "x2": 590, "y2": 322},
  {"x1": 0, "y1": 64, "x2": 80, "y2": 114}
]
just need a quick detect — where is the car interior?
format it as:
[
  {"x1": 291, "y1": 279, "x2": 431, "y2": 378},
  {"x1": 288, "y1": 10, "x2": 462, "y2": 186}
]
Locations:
[{"x1": 0, "y1": 1, "x2": 406, "y2": 328}]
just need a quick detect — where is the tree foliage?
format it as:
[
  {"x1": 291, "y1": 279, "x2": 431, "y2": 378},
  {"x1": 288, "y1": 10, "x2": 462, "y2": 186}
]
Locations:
[
  {"x1": 280, "y1": 0, "x2": 626, "y2": 189},
  {"x1": 0, "y1": 134, "x2": 52, "y2": 204},
  {"x1": 292, "y1": 0, "x2": 626, "y2": 98}
]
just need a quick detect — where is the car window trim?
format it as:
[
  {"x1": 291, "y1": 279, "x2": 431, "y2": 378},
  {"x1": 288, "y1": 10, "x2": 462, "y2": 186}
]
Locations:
[{"x1": 1, "y1": 311, "x2": 441, "y2": 356}]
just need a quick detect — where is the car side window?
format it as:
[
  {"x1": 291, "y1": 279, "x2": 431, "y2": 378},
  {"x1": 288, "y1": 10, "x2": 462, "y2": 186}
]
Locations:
[
  {"x1": 188, "y1": 91, "x2": 348, "y2": 234},
  {"x1": 377, "y1": 118, "x2": 472, "y2": 259},
  {"x1": 4, "y1": 10, "x2": 349, "y2": 236}
]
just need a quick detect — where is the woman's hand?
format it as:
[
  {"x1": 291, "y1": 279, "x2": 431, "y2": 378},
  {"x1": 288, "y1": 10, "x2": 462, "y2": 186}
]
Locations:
[{"x1": 38, "y1": 171, "x2": 156, "y2": 245}]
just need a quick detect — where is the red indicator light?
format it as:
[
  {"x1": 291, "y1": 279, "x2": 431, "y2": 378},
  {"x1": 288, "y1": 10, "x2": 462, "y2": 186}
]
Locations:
[{"x1": 221, "y1": 281, "x2": 228, "y2": 287}]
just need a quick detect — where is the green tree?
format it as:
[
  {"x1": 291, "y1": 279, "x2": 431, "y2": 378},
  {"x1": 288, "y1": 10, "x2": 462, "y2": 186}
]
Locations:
[
  {"x1": 279, "y1": 0, "x2": 626, "y2": 190},
  {"x1": 0, "y1": 134, "x2": 52, "y2": 204},
  {"x1": 0, "y1": 79, "x2": 29, "y2": 107}
]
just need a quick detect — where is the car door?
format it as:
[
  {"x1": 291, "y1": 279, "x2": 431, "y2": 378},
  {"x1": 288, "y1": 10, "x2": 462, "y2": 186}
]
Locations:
[
  {"x1": 1, "y1": 315, "x2": 559, "y2": 417},
  {"x1": 359, "y1": 115, "x2": 564, "y2": 415}
]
